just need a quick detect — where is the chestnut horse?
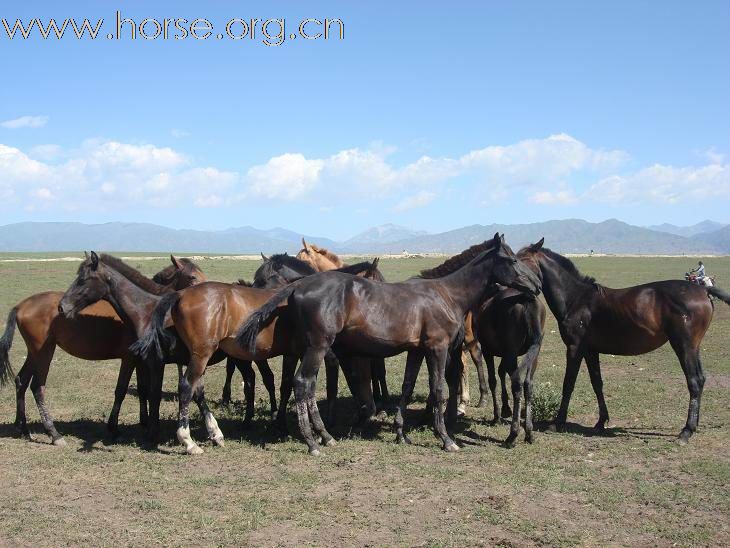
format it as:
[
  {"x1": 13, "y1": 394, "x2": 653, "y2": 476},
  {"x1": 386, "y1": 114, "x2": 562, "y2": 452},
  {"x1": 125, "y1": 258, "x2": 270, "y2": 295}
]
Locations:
[
  {"x1": 517, "y1": 242, "x2": 730, "y2": 443},
  {"x1": 297, "y1": 239, "x2": 390, "y2": 409},
  {"x1": 0, "y1": 254, "x2": 205, "y2": 445},
  {"x1": 239, "y1": 234, "x2": 541, "y2": 455}
]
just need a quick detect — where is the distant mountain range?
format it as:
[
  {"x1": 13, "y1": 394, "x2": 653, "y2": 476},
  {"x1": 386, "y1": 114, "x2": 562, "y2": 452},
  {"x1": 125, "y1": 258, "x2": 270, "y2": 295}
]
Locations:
[{"x1": 0, "y1": 219, "x2": 727, "y2": 255}]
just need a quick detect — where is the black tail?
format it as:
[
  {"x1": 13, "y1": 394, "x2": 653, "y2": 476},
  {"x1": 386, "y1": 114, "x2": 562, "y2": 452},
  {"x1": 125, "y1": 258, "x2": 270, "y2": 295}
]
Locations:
[
  {"x1": 237, "y1": 282, "x2": 299, "y2": 354},
  {"x1": 129, "y1": 292, "x2": 181, "y2": 361},
  {"x1": 708, "y1": 286, "x2": 730, "y2": 305},
  {"x1": 0, "y1": 307, "x2": 17, "y2": 387}
]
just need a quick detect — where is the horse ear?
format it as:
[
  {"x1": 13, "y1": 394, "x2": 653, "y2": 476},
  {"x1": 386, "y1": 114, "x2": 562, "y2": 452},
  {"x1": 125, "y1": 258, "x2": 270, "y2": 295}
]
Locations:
[
  {"x1": 302, "y1": 238, "x2": 310, "y2": 252},
  {"x1": 284, "y1": 251, "x2": 289, "y2": 256},
  {"x1": 90, "y1": 251, "x2": 99, "y2": 270},
  {"x1": 532, "y1": 237, "x2": 545, "y2": 251},
  {"x1": 492, "y1": 232, "x2": 503, "y2": 248},
  {"x1": 260, "y1": 252, "x2": 268, "y2": 261},
  {"x1": 170, "y1": 255, "x2": 184, "y2": 270},
  {"x1": 84, "y1": 251, "x2": 89, "y2": 259}
]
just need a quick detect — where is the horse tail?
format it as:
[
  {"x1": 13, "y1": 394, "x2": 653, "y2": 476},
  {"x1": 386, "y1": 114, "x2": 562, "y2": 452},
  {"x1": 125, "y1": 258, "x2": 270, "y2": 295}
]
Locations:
[
  {"x1": 129, "y1": 292, "x2": 181, "y2": 361},
  {"x1": 708, "y1": 286, "x2": 730, "y2": 305},
  {"x1": 0, "y1": 307, "x2": 18, "y2": 387},
  {"x1": 237, "y1": 282, "x2": 300, "y2": 354}
]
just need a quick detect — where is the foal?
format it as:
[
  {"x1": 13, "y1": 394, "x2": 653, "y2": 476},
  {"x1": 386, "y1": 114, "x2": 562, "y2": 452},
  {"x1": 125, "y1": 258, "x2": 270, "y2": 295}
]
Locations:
[
  {"x1": 239, "y1": 234, "x2": 541, "y2": 455},
  {"x1": 517, "y1": 242, "x2": 730, "y2": 443}
]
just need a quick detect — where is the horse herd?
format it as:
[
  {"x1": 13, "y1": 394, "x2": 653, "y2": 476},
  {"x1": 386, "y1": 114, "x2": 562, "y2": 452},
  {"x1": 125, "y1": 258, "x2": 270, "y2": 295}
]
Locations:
[{"x1": 1, "y1": 234, "x2": 727, "y2": 456}]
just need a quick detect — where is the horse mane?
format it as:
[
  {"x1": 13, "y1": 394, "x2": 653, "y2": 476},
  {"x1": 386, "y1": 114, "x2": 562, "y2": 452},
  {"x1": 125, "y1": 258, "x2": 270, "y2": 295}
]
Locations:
[
  {"x1": 418, "y1": 241, "x2": 496, "y2": 279},
  {"x1": 540, "y1": 247, "x2": 601, "y2": 288},
  {"x1": 151, "y1": 258, "x2": 198, "y2": 284},
  {"x1": 269, "y1": 253, "x2": 317, "y2": 275},
  {"x1": 236, "y1": 279, "x2": 253, "y2": 287},
  {"x1": 335, "y1": 259, "x2": 385, "y2": 281},
  {"x1": 98, "y1": 254, "x2": 169, "y2": 295},
  {"x1": 308, "y1": 243, "x2": 344, "y2": 267}
]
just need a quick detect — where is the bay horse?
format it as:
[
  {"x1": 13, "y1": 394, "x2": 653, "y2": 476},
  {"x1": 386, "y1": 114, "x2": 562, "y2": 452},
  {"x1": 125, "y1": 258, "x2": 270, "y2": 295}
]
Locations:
[
  {"x1": 517, "y1": 241, "x2": 730, "y2": 443},
  {"x1": 0, "y1": 254, "x2": 205, "y2": 445},
  {"x1": 57, "y1": 252, "x2": 228, "y2": 446},
  {"x1": 129, "y1": 254, "x2": 384, "y2": 454},
  {"x1": 238, "y1": 234, "x2": 541, "y2": 455},
  {"x1": 297, "y1": 239, "x2": 390, "y2": 409}
]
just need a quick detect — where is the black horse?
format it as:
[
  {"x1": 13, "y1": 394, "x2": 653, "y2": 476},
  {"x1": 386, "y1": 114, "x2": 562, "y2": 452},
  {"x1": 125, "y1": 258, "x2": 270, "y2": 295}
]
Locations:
[
  {"x1": 238, "y1": 234, "x2": 541, "y2": 455},
  {"x1": 518, "y1": 242, "x2": 730, "y2": 443}
]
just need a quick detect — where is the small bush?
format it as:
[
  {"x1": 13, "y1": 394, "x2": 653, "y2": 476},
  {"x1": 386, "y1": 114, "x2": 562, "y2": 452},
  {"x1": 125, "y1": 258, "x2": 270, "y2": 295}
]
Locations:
[{"x1": 531, "y1": 382, "x2": 561, "y2": 423}]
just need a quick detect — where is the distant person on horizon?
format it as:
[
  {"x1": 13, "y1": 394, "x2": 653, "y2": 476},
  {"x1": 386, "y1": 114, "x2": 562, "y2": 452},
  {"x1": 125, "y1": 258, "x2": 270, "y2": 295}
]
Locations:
[{"x1": 690, "y1": 260, "x2": 706, "y2": 281}]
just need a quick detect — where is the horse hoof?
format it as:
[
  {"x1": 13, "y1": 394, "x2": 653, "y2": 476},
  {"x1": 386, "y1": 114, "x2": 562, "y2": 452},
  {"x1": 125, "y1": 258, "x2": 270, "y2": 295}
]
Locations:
[
  {"x1": 52, "y1": 437, "x2": 67, "y2": 447},
  {"x1": 396, "y1": 434, "x2": 412, "y2": 445},
  {"x1": 476, "y1": 398, "x2": 488, "y2": 409},
  {"x1": 525, "y1": 433, "x2": 534, "y2": 444},
  {"x1": 677, "y1": 430, "x2": 692, "y2": 446},
  {"x1": 549, "y1": 422, "x2": 566, "y2": 434},
  {"x1": 503, "y1": 439, "x2": 516, "y2": 449},
  {"x1": 593, "y1": 421, "x2": 606, "y2": 432},
  {"x1": 187, "y1": 445, "x2": 204, "y2": 455},
  {"x1": 211, "y1": 435, "x2": 225, "y2": 447},
  {"x1": 443, "y1": 441, "x2": 460, "y2": 452},
  {"x1": 324, "y1": 437, "x2": 337, "y2": 447},
  {"x1": 309, "y1": 448, "x2": 321, "y2": 457}
]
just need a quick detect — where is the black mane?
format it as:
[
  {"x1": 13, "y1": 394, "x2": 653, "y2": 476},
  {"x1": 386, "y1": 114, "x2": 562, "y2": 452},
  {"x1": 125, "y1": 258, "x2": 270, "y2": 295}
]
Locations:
[
  {"x1": 540, "y1": 248, "x2": 599, "y2": 286},
  {"x1": 97, "y1": 254, "x2": 169, "y2": 295},
  {"x1": 268, "y1": 253, "x2": 317, "y2": 275},
  {"x1": 418, "y1": 241, "x2": 496, "y2": 279}
]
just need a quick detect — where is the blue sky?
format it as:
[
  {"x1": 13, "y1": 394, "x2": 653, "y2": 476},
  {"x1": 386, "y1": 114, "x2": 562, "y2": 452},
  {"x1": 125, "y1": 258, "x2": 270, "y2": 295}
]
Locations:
[{"x1": 0, "y1": 0, "x2": 728, "y2": 240}]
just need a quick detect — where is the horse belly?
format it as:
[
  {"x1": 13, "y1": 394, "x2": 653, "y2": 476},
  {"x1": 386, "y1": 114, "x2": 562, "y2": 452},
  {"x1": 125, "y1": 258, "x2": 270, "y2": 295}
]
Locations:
[
  {"x1": 334, "y1": 329, "x2": 413, "y2": 358},
  {"x1": 587, "y1": 328, "x2": 667, "y2": 356},
  {"x1": 53, "y1": 315, "x2": 130, "y2": 360}
]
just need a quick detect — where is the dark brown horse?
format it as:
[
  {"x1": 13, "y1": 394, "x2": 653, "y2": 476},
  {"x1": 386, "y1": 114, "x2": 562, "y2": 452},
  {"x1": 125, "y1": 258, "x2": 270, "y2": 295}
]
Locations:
[
  {"x1": 418, "y1": 240, "x2": 547, "y2": 446},
  {"x1": 296, "y1": 240, "x2": 391, "y2": 410},
  {"x1": 0, "y1": 254, "x2": 205, "y2": 445},
  {"x1": 57, "y1": 253, "x2": 233, "y2": 447},
  {"x1": 517, "y1": 242, "x2": 730, "y2": 443},
  {"x1": 238, "y1": 234, "x2": 541, "y2": 455}
]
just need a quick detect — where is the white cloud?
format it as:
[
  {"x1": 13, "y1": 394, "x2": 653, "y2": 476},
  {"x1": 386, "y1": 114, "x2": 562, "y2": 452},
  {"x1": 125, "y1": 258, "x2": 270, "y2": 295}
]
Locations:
[
  {"x1": 247, "y1": 153, "x2": 324, "y2": 200},
  {"x1": 171, "y1": 129, "x2": 190, "y2": 138},
  {"x1": 394, "y1": 190, "x2": 437, "y2": 211},
  {"x1": 32, "y1": 187, "x2": 54, "y2": 200},
  {"x1": 585, "y1": 163, "x2": 730, "y2": 204},
  {"x1": 529, "y1": 189, "x2": 578, "y2": 205},
  {"x1": 1, "y1": 116, "x2": 49, "y2": 129}
]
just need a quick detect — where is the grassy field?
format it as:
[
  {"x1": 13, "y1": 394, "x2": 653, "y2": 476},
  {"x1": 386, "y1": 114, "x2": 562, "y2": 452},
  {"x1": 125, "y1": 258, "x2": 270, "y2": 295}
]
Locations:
[{"x1": 0, "y1": 253, "x2": 728, "y2": 547}]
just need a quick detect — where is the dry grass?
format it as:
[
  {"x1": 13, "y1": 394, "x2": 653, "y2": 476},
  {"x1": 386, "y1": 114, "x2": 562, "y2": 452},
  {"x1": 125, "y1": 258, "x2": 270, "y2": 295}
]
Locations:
[{"x1": 0, "y1": 254, "x2": 728, "y2": 546}]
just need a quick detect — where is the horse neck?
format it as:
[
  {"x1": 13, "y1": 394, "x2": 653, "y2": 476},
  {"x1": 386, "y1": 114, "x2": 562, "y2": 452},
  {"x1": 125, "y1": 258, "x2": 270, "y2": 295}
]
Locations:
[
  {"x1": 103, "y1": 267, "x2": 161, "y2": 334},
  {"x1": 438, "y1": 257, "x2": 496, "y2": 316},
  {"x1": 537, "y1": 254, "x2": 593, "y2": 321}
]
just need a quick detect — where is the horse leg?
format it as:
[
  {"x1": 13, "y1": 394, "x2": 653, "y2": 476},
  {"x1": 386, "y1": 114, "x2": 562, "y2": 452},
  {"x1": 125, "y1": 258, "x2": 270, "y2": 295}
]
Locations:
[
  {"x1": 325, "y1": 350, "x2": 341, "y2": 428},
  {"x1": 275, "y1": 355, "x2": 297, "y2": 434},
  {"x1": 372, "y1": 357, "x2": 389, "y2": 414},
  {"x1": 457, "y1": 349, "x2": 469, "y2": 416},
  {"x1": 446, "y1": 347, "x2": 464, "y2": 431},
  {"x1": 469, "y1": 343, "x2": 489, "y2": 408},
  {"x1": 521, "y1": 341, "x2": 542, "y2": 444},
  {"x1": 499, "y1": 357, "x2": 513, "y2": 422},
  {"x1": 554, "y1": 345, "x2": 583, "y2": 433},
  {"x1": 238, "y1": 360, "x2": 256, "y2": 429},
  {"x1": 669, "y1": 337, "x2": 705, "y2": 444},
  {"x1": 144, "y1": 359, "x2": 165, "y2": 444},
  {"x1": 484, "y1": 354, "x2": 500, "y2": 425},
  {"x1": 107, "y1": 355, "x2": 136, "y2": 437},
  {"x1": 426, "y1": 347, "x2": 458, "y2": 452},
  {"x1": 176, "y1": 354, "x2": 210, "y2": 455},
  {"x1": 29, "y1": 348, "x2": 64, "y2": 446},
  {"x1": 134, "y1": 360, "x2": 150, "y2": 427},
  {"x1": 192, "y1": 381, "x2": 224, "y2": 446},
  {"x1": 221, "y1": 357, "x2": 236, "y2": 405},
  {"x1": 351, "y1": 356, "x2": 376, "y2": 433},
  {"x1": 294, "y1": 347, "x2": 331, "y2": 456},
  {"x1": 395, "y1": 351, "x2": 424, "y2": 444},
  {"x1": 255, "y1": 360, "x2": 277, "y2": 419},
  {"x1": 14, "y1": 358, "x2": 34, "y2": 439},
  {"x1": 584, "y1": 352, "x2": 610, "y2": 431}
]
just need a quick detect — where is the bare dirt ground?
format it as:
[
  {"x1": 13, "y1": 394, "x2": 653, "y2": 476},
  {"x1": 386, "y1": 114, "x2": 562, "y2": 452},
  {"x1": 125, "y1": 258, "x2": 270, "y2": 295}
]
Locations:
[{"x1": 0, "y1": 254, "x2": 728, "y2": 547}]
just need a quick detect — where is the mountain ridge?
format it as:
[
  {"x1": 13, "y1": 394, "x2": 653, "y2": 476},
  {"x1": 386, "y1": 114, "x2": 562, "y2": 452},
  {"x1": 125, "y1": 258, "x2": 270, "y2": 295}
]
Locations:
[{"x1": 0, "y1": 220, "x2": 727, "y2": 254}]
